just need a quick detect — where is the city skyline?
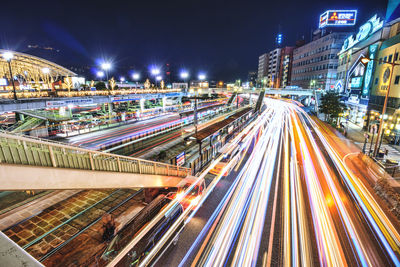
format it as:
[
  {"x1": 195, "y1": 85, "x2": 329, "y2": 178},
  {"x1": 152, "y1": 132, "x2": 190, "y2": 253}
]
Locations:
[{"x1": 0, "y1": 0, "x2": 386, "y2": 81}]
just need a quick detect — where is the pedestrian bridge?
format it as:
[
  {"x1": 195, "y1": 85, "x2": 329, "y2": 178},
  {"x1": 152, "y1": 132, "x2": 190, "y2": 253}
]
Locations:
[
  {"x1": 208, "y1": 87, "x2": 317, "y2": 96},
  {"x1": 0, "y1": 131, "x2": 191, "y2": 190}
]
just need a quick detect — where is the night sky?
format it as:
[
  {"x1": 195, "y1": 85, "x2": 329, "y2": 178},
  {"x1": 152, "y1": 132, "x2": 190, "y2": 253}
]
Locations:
[{"x1": 0, "y1": 0, "x2": 388, "y2": 81}]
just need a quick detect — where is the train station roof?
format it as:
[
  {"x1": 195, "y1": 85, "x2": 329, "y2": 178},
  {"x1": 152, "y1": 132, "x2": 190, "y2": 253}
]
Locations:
[
  {"x1": 194, "y1": 107, "x2": 253, "y2": 142},
  {"x1": 0, "y1": 49, "x2": 76, "y2": 83}
]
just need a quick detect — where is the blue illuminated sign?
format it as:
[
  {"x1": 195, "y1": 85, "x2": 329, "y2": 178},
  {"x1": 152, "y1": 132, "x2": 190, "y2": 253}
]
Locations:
[
  {"x1": 362, "y1": 44, "x2": 379, "y2": 97},
  {"x1": 341, "y1": 15, "x2": 384, "y2": 53},
  {"x1": 276, "y1": 34, "x2": 283, "y2": 45},
  {"x1": 319, "y1": 10, "x2": 357, "y2": 28},
  {"x1": 350, "y1": 77, "x2": 363, "y2": 88}
]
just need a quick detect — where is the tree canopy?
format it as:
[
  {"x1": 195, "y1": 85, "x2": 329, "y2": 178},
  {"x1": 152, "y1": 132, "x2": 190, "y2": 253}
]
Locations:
[
  {"x1": 95, "y1": 81, "x2": 107, "y2": 90},
  {"x1": 319, "y1": 92, "x2": 346, "y2": 120}
]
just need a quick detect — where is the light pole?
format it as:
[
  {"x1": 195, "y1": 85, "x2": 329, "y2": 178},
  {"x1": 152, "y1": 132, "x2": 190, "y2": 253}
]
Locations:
[
  {"x1": 180, "y1": 71, "x2": 189, "y2": 111},
  {"x1": 360, "y1": 56, "x2": 400, "y2": 157},
  {"x1": 151, "y1": 68, "x2": 160, "y2": 88},
  {"x1": 194, "y1": 74, "x2": 206, "y2": 136},
  {"x1": 97, "y1": 71, "x2": 105, "y2": 82},
  {"x1": 2, "y1": 51, "x2": 17, "y2": 100},
  {"x1": 101, "y1": 62, "x2": 111, "y2": 87},
  {"x1": 180, "y1": 71, "x2": 189, "y2": 92},
  {"x1": 132, "y1": 73, "x2": 140, "y2": 88},
  {"x1": 156, "y1": 76, "x2": 162, "y2": 89}
]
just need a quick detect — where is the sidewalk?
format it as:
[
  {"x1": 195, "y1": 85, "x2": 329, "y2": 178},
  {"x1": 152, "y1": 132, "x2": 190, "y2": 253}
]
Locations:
[{"x1": 346, "y1": 121, "x2": 400, "y2": 162}]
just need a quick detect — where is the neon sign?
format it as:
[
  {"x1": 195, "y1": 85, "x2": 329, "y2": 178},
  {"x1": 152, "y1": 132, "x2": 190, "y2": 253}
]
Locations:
[
  {"x1": 362, "y1": 44, "x2": 379, "y2": 97},
  {"x1": 319, "y1": 10, "x2": 357, "y2": 28},
  {"x1": 341, "y1": 15, "x2": 383, "y2": 53}
]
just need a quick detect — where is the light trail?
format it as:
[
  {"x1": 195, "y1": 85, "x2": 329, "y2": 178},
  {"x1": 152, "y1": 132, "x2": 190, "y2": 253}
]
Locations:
[{"x1": 178, "y1": 98, "x2": 400, "y2": 267}]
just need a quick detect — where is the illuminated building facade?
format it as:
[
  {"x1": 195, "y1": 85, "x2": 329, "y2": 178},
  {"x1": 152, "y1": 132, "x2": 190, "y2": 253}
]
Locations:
[
  {"x1": 291, "y1": 31, "x2": 347, "y2": 91},
  {"x1": 257, "y1": 53, "x2": 269, "y2": 85},
  {"x1": 0, "y1": 49, "x2": 77, "y2": 98},
  {"x1": 366, "y1": 18, "x2": 400, "y2": 143},
  {"x1": 336, "y1": 15, "x2": 387, "y2": 125},
  {"x1": 257, "y1": 47, "x2": 293, "y2": 88}
]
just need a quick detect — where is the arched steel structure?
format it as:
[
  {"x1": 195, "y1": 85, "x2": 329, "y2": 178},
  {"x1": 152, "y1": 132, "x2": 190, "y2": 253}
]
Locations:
[{"x1": 0, "y1": 49, "x2": 76, "y2": 89}]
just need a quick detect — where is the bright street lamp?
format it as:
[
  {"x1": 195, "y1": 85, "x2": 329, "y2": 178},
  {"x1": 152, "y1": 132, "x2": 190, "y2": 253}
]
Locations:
[
  {"x1": 132, "y1": 73, "x2": 140, "y2": 80},
  {"x1": 100, "y1": 62, "x2": 112, "y2": 82},
  {"x1": 156, "y1": 76, "x2": 162, "y2": 81},
  {"x1": 132, "y1": 73, "x2": 140, "y2": 88},
  {"x1": 42, "y1": 67, "x2": 50, "y2": 74},
  {"x1": 120, "y1": 77, "x2": 125, "y2": 83},
  {"x1": 97, "y1": 71, "x2": 105, "y2": 80},
  {"x1": 180, "y1": 71, "x2": 189, "y2": 92},
  {"x1": 151, "y1": 68, "x2": 160, "y2": 76},
  {"x1": 3, "y1": 51, "x2": 14, "y2": 61},
  {"x1": 198, "y1": 74, "x2": 206, "y2": 80},
  {"x1": 101, "y1": 62, "x2": 111, "y2": 71},
  {"x1": 180, "y1": 71, "x2": 189, "y2": 79},
  {"x1": 2, "y1": 51, "x2": 17, "y2": 100}
]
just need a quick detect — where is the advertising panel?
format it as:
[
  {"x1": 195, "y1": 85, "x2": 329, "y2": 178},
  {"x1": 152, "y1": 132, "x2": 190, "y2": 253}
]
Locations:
[{"x1": 319, "y1": 10, "x2": 357, "y2": 28}]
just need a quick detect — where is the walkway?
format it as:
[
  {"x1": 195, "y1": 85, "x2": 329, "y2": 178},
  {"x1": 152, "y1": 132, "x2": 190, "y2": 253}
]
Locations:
[{"x1": 0, "y1": 131, "x2": 190, "y2": 190}]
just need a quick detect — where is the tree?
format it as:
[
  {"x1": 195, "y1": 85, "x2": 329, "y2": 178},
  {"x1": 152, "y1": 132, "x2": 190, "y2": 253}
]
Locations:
[
  {"x1": 95, "y1": 82, "x2": 107, "y2": 90},
  {"x1": 319, "y1": 92, "x2": 346, "y2": 122}
]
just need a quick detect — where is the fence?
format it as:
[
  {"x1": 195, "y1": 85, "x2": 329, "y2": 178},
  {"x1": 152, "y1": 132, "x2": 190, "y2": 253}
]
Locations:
[{"x1": 0, "y1": 131, "x2": 190, "y2": 178}]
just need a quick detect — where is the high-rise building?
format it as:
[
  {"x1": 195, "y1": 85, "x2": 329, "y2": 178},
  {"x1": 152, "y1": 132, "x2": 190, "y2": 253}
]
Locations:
[
  {"x1": 278, "y1": 47, "x2": 294, "y2": 88},
  {"x1": 258, "y1": 47, "x2": 294, "y2": 88},
  {"x1": 257, "y1": 53, "x2": 269, "y2": 85},
  {"x1": 291, "y1": 30, "x2": 348, "y2": 90},
  {"x1": 248, "y1": 71, "x2": 257, "y2": 87}
]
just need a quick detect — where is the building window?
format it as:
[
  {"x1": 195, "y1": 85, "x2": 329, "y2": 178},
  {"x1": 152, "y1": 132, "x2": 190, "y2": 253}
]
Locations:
[
  {"x1": 395, "y1": 75, "x2": 400, "y2": 85},
  {"x1": 389, "y1": 54, "x2": 393, "y2": 63},
  {"x1": 384, "y1": 56, "x2": 387, "y2": 62},
  {"x1": 375, "y1": 78, "x2": 379, "y2": 85},
  {"x1": 395, "y1": 52, "x2": 399, "y2": 62}
]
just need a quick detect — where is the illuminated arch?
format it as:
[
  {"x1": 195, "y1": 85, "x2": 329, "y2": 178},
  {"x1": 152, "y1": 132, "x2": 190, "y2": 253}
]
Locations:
[{"x1": 0, "y1": 49, "x2": 76, "y2": 90}]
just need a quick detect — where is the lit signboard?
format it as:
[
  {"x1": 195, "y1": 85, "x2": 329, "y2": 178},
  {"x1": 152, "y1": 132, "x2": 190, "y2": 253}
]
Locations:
[
  {"x1": 350, "y1": 77, "x2": 363, "y2": 88},
  {"x1": 341, "y1": 15, "x2": 384, "y2": 53},
  {"x1": 0, "y1": 78, "x2": 8, "y2": 86},
  {"x1": 319, "y1": 10, "x2": 357, "y2": 28},
  {"x1": 176, "y1": 152, "x2": 185, "y2": 166},
  {"x1": 362, "y1": 44, "x2": 379, "y2": 97}
]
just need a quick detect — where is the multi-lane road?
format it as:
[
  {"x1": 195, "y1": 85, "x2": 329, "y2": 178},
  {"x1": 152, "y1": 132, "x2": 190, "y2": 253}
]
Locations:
[{"x1": 158, "y1": 98, "x2": 400, "y2": 266}]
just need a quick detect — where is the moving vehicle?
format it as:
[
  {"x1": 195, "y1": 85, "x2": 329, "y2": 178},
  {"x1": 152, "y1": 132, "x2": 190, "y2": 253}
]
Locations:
[
  {"x1": 209, "y1": 143, "x2": 241, "y2": 176},
  {"x1": 166, "y1": 178, "x2": 205, "y2": 209}
]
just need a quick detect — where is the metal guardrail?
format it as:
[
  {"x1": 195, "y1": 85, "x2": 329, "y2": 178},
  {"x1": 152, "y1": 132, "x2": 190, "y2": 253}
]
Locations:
[{"x1": 0, "y1": 131, "x2": 190, "y2": 178}]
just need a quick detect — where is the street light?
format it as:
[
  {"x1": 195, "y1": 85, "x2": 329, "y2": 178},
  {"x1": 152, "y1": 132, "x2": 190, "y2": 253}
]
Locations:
[
  {"x1": 132, "y1": 73, "x2": 140, "y2": 88},
  {"x1": 193, "y1": 73, "x2": 206, "y2": 137},
  {"x1": 360, "y1": 56, "x2": 400, "y2": 157},
  {"x1": 151, "y1": 68, "x2": 161, "y2": 87},
  {"x1": 151, "y1": 68, "x2": 160, "y2": 76},
  {"x1": 180, "y1": 71, "x2": 189, "y2": 91},
  {"x1": 2, "y1": 51, "x2": 17, "y2": 100},
  {"x1": 120, "y1": 77, "x2": 125, "y2": 83},
  {"x1": 97, "y1": 71, "x2": 105, "y2": 82},
  {"x1": 132, "y1": 73, "x2": 140, "y2": 80},
  {"x1": 101, "y1": 62, "x2": 112, "y2": 82}
]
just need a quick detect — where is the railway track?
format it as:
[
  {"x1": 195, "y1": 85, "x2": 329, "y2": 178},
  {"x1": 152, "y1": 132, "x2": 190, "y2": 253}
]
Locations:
[{"x1": 3, "y1": 189, "x2": 143, "y2": 261}]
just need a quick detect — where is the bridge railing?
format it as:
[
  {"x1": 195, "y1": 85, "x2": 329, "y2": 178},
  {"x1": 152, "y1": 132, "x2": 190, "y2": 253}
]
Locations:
[{"x1": 0, "y1": 131, "x2": 190, "y2": 178}]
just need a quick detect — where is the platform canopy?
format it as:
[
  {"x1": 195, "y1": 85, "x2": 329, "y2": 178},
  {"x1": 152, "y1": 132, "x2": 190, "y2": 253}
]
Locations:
[{"x1": 0, "y1": 49, "x2": 76, "y2": 87}]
